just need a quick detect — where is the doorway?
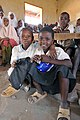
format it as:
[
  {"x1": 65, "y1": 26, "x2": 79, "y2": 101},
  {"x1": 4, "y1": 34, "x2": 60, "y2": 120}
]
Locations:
[{"x1": 24, "y1": 3, "x2": 42, "y2": 25}]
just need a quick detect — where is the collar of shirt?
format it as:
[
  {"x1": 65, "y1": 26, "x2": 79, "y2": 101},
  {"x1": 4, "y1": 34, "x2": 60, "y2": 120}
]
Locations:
[{"x1": 18, "y1": 44, "x2": 34, "y2": 52}]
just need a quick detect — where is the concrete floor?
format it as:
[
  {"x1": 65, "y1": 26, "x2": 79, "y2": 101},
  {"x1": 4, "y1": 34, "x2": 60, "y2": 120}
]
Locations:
[{"x1": 0, "y1": 65, "x2": 80, "y2": 120}]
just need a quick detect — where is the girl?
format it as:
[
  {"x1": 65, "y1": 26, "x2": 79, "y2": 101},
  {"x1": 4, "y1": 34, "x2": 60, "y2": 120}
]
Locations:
[
  {"x1": 16, "y1": 19, "x2": 25, "y2": 39},
  {"x1": 8, "y1": 12, "x2": 17, "y2": 28},
  {"x1": 0, "y1": 16, "x2": 19, "y2": 66},
  {"x1": 1, "y1": 27, "x2": 43, "y2": 97},
  {"x1": 0, "y1": 11, "x2": 4, "y2": 26}
]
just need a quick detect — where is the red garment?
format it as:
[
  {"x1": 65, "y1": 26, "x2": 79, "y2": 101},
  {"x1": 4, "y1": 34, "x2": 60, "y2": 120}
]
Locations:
[{"x1": 2, "y1": 39, "x2": 18, "y2": 48}]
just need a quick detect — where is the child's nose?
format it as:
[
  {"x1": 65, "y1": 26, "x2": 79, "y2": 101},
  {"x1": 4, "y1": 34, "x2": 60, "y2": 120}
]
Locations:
[
  {"x1": 42, "y1": 39, "x2": 46, "y2": 43},
  {"x1": 61, "y1": 18, "x2": 65, "y2": 22},
  {"x1": 23, "y1": 36, "x2": 29, "y2": 40}
]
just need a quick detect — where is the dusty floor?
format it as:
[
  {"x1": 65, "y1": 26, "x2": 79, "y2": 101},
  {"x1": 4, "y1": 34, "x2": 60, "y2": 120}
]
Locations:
[{"x1": 0, "y1": 65, "x2": 80, "y2": 120}]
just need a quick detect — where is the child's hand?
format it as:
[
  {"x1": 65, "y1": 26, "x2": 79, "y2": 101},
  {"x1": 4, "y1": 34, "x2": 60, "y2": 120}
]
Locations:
[
  {"x1": 4, "y1": 37, "x2": 9, "y2": 41},
  {"x1": 49, "y1": 51, "x2": 57, "y2": 59},
  {"x1": 11, "y1": 60, "x2": 17, "y2": 68},
  {"x1": 49, "y1": 48, "x2": 57, "y2": 59},
  {"x1": 54, "y1": 27, "x2": 62, "y2": 33},
  {"x1": 31, "y1": 55, "x2": 41, "y2": 63},
  {"x1": 41, "y1": 55, "x2": 51, "y2": 63},
  {"x1": 49, "y1": 44, "x2": 57, "y2": 59}
]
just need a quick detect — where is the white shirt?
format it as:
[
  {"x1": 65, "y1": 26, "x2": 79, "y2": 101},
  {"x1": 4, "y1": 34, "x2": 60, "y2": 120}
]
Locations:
[
  {"x1": 55, "y1": 47, "x2": 70, "y2": 60},
  {"x1": 8, "y1": 43, "x2": 44, "y2": 76},
  {"x1": 75, "y1": 26, "x2": 80, "y2": 33},
  {"x1": 53, "y1": 24, "x2": 75, "y2": 47},
  {"x1": 68, "y1": 24, "x2": 75, "y2": 33},
  {"x1": 8, "y1": 44, "x2": 70, "y2": 76},
  {"x1": 54, "y1": 23, "x2": 74, "y2": 33},
  {"x1": 45, "y1": 47, "x2": 70, "y2": 60},
  {"x1": 0, "y1": 17, "x2": 2, "y2": 26},
  {"x1": 11, "y1": 44, "x2": 70, "y2": 64},
  {"x1": 10, "y1": 43, "x2": 44, "y2": 64}
]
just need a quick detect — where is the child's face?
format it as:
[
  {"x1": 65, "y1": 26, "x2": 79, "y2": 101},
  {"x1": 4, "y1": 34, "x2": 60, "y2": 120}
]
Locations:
[
  {"x1": 21, "y1": 29, "x2": 33, "y2": 49},
  {"x1": 76, "y1": 20, "x2": 80, "y2": 26},
  {"x1": 10, "y1": 13, "x2": 14, "y2": 20},
  {"x1": 39, "y1": 31, "x2": 53, "y2": 51},
  {"x1": 59, "y1": 14, "x2": 70, "y2": 29},
  {"x1": 0, "y1": 12, "x2": 4, "y2": 18},
  {"x1": 3, "y1": 18, "x2": 9, "y2": 27},
  {"x1": 18, "y1": 21, "x2": 22, "y2": 27}
]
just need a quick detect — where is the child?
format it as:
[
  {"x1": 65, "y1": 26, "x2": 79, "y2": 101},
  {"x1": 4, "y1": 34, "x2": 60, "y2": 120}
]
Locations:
[
  {"x1": 16, "y1": 19, "x2": 25, "y2": 38},
  {"x1": 0, "y1": 11, "x2": 4, "y2": 26},
  {"x1": 1, "y1": 27, "x2": 43, "y2": 97},
  {"x1": 8, "y1": 12, "x2": 17, "y2": 28},
  {"x1": 28, "y1": 26, "x2": 76, "y2": 120},
  {"x1": 72, "y1": 18, "x2": 80, "y2": 78},
  {"x1": 68, "y1": 18, "x2": 80, "y2": 103},
  {"x1": 54, "y1": 12, "x2": 75, "y2": 57},
  {"x1": 0, "y1": 16, "x2": 19, "y2": 66}
]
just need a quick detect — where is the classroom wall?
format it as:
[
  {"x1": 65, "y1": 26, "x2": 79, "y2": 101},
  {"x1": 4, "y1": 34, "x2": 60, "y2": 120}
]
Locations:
[
  {"x1": 0, "y1": 0, "x2": 57, "y2": 24},
  {"x1": 1, "y1": 0, "x2": 80, "y2": 25},
  {"x1": 58, "y1": 0, "x2": 80, "y2": 24}
]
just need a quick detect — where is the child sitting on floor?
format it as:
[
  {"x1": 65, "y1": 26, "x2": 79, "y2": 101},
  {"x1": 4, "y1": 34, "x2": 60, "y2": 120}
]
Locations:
[
  {"x1": 1, "y1": 27, "x2": 43, "y2": 97},
  {"x1": 28, "y1": 26, "x2": 76, "y2": 120}
]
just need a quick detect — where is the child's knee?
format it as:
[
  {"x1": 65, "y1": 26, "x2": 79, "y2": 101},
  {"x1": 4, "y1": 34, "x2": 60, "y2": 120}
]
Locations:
[
  {"x1": 57, "y1": 65, "x2": 69, "y2": 78},
  {"x1": 33, "y1": 80, "x2": 38, "y2": 86}
]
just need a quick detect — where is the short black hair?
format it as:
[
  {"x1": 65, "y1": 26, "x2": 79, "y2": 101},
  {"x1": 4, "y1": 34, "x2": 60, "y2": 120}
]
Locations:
[
  {"x1": 77, "y1": 18, "x2": 80, "y2": 21},
  {"x1": 39, "y1": 26, "x2": 54, "y2": 39},
  {"x1": 18, "y1": 19, "x2": 22, "y2": 23},
  {"x1": 60, "y1": 12, "x2": 70, "y2": 20}
]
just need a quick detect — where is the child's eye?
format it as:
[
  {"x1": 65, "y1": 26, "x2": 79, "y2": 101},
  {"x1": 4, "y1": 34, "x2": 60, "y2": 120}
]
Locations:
[
  {"x1": 27, "y1": 35, "x2": 31, "y2": 38},
  {"x1": 64, "y1": 17, "x2": 68, "y2": 20},
  {"x1": 46, "y1": 37, "x2": 50, "y2": 40},
  {"x1": 39, "y1": 37, "x2": 51, "y2": 41},
  {"x1": 39, "y1": 37, "x2": 43, "y2": 40}
]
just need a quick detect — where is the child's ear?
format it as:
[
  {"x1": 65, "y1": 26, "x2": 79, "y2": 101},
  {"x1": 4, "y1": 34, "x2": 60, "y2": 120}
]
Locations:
[
  {"x1": 32, "y1": 35, "x2": 34, "y2": 41},
  {"x1": 52, "y1": 39, "x2": 54, "y2": 44},
  {"x1": 68, "y1": 18, "x2": 70, "y2": 22}
]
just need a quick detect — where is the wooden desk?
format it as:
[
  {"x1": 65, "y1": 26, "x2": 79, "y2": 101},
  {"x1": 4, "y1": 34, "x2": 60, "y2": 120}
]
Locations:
[
  {"x1": 34, "y1": 33, "x2": 80, "y2": 41},
  {"x1": 54, "y1": 33, "x2": 80, "y2": 40}
]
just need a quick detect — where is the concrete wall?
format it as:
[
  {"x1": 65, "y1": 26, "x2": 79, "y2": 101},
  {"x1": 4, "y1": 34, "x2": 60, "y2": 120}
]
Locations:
[
  {"x1": 0, "y1": 0, "x2": 57, "y2": 24},
  {"x1": 1, "y1": 0, "x2": 80, "y2": 25},
  {"x1": 58, "y1": 0, "x2": 80, "y2": 24}
]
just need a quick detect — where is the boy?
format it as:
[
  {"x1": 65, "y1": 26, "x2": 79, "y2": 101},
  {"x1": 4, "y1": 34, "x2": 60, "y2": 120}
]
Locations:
[
  {"x1": 72, "y1": 18, "x2": 80, "y2": 78},
  {"x1": 54, "y1": 12, "x2": 75, "y2": 57},
  {"x1": 28, "y1": 26, "x2": 76, "y2": 120}
]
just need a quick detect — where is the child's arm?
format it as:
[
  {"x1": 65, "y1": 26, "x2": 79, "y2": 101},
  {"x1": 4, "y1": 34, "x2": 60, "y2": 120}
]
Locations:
[
  {"x1": 32, "y1": 53, "x2": 72, "y2": 68},
  {"x1": 49, "y1": 44, "x2": 57, "y2": 59},
  {"x1": 53, "y1": 27, "x2": 61, "y2": 33},
  {"x1": 54, "y1": 26, "x2": 70, "y2": 33},
  {"x1": 41, "y1": 55, "x2": 72, "y2": 68}
]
